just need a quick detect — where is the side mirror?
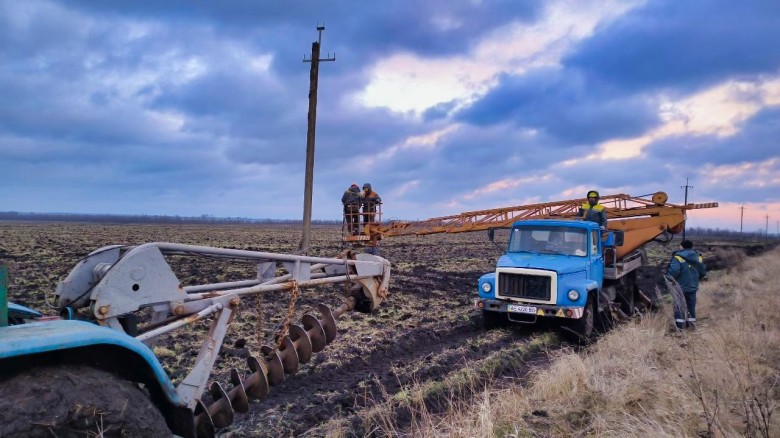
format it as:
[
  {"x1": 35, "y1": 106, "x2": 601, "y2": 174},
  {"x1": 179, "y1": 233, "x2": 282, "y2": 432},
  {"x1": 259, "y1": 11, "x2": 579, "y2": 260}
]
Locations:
[
  {"x1": 614, "y1": 230, "x2": 624, "y2": 246},
  {"x1": 603, "y1": 231, "x2": 624, "y2": 247}
]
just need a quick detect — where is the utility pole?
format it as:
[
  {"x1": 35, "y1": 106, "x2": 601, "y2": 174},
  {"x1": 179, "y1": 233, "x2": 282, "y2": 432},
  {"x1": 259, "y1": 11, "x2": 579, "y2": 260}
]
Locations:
[
  {"x1": 681, "y1": 178, "x2": 693, "y2": 241},
  {"x1": 765, "y1": 214, "x2": 770, "y2": 241},
  {"x1": 739, "y1": 205, "x2": 745, "y2": 240},
  {"x1": 299, "y1": 25, "x2": 335, "y2": 253}
]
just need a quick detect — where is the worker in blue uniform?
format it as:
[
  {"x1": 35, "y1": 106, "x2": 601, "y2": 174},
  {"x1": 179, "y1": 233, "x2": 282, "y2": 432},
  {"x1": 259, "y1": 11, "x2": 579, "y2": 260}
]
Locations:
[{"x1": 667, "y1": 239, "x2": 707, "y2": 329}]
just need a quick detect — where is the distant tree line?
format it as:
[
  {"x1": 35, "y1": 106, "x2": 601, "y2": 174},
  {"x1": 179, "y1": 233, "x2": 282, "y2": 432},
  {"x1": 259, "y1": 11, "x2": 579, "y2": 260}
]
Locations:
[
  {"x1": 0, "y1": 211, "x2": 340, "y2": 225},
  {"x1": 1, "y1": 213, "x2": 776, "y2": 239},
  {"x1": 685, "y1": 226, "x2": 778, "y2": 240}
]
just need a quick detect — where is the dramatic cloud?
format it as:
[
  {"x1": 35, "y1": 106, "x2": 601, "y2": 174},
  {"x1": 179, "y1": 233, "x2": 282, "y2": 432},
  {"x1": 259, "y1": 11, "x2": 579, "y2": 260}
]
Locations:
[
  {"x1": 0, "y1": 0, "x2": 778, "y2": 232},
  {"x1": 565, "y1": 0, "x2": 780, "y2": 93},
  {"x1": 456, "y1": 68, "x2": 660, "y2": 144}
]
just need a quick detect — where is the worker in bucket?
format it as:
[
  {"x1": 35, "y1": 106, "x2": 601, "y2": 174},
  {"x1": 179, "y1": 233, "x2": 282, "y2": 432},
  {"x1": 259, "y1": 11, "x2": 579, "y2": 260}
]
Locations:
[
  {"x1": 341, "y1": 184, "x2": 362, "y2": 235},
  {"x1": 361, "y1": 183, "x2": 382, "y2": 226},
  {"x1": 577, "y1": 190, "x2": 607, "y2": 230},
  {"x1": 667, "y1": 239, "x2": 707, "y2": 330}
]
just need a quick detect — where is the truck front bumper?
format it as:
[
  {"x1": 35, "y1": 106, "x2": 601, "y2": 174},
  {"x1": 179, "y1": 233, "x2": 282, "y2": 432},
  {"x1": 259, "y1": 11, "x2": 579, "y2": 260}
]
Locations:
[{"x1": 475, "y1": 298, "x2": 584, "y2": 321}]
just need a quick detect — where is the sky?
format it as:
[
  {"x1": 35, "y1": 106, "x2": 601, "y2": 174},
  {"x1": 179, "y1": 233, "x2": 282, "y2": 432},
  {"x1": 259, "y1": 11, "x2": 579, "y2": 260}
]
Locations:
[{"x1": 1, "y1": 0, "x2": 779, "y2": 233}]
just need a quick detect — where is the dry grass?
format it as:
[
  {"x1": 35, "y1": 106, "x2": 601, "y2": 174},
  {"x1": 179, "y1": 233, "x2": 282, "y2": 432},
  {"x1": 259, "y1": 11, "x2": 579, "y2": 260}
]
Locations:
[
  {"x1": 309, "y1": 334, "x2": 557, "y2": 438},
  {"x1": 405, "y1": 247, "x2": 780, "y2": 437}
]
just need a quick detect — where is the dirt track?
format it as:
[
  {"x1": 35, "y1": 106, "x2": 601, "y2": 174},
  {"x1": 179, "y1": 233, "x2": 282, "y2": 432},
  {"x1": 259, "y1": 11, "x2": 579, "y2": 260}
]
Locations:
[{"x1": 0, "y1": 222, "x2": 761, "y2": 436}]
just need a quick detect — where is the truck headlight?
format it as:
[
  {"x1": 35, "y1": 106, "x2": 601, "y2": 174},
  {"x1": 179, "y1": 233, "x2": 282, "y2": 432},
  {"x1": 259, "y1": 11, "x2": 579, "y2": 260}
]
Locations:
[
  {"x1": 481, "y1": 282, "x2": 492, "y2": 293},
  {"x1": 568, "y1": 290, "x2": 579, "y2": 300}
]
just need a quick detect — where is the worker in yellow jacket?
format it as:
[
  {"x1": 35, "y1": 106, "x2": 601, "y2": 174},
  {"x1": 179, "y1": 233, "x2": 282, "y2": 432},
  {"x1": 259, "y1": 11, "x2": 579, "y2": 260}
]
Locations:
[{"x1": 577, "y1": 190, "x2": 607, "y2": 230}]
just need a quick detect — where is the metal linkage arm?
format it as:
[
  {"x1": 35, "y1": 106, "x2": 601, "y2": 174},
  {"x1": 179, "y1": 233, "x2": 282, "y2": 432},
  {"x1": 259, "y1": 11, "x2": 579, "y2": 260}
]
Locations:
[{"x1": 55, "y1": 242, "x2": 390, "y2": 330}]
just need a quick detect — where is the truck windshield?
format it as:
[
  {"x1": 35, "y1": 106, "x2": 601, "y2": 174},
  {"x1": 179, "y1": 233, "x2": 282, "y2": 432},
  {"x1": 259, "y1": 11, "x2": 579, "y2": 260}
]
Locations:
[{"x1": 508, "y1": 226, "x2": 588, "y2": 256}]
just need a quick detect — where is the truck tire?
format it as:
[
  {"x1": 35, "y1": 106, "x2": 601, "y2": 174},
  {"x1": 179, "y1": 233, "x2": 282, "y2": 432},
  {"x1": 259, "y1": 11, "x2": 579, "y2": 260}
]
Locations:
[
  {"x1": 481, "y1": 309, "x2": 507, "y2": 330},
  {"x1": 564, "y1": 295, "x2": 595, "y2": 343},
  {"x1": 0, "y1": 364, "x2": 171, "y2": 437}
]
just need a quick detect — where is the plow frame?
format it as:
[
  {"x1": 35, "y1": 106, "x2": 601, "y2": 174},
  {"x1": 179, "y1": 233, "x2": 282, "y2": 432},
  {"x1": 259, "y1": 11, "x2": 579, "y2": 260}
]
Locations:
[{"x1": 50, "y1": 242, "x2": 391, "y2": 437}]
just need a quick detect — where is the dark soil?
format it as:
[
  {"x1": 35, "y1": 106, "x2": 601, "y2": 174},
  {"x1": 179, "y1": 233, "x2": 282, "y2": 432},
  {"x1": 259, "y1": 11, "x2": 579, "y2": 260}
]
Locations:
[{"x1": 0, "y1": 223, "x2": 770, "y2": 437}]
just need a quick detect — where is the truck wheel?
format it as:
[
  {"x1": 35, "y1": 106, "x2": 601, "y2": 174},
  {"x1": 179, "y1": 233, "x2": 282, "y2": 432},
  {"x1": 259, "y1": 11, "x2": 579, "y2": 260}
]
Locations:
[
  {"x1": 564, "y1": 295, "x2": 595, "y2": 343},
  {"x1": 0, "y1": 364, "x2": 170, "y2": 437},
  {"x1": 481, "y1": 309, "x2": 507, "y2": 330}
]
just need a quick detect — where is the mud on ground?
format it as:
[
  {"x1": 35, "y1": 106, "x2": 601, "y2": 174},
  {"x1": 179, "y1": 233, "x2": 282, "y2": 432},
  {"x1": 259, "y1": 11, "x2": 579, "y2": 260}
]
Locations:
[{"x1": 0, "y1": 223, "x2": 769, "y2": 436}]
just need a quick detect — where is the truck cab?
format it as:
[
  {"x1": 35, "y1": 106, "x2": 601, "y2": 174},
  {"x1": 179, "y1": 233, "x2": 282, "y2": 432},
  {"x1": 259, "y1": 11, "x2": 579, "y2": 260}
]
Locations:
[{"x1": 476, "y1": 219, "x2": 625, "y2": 339}]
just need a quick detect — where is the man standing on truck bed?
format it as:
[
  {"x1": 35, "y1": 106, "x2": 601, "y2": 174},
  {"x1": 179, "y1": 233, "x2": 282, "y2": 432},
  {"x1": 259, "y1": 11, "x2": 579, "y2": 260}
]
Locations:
[
  {"x1": 577, "y1": 190, "x2": 607, "y2": 230},
  {"x1": 667, "y1": 239, "x2": 707, "y2": 330}
]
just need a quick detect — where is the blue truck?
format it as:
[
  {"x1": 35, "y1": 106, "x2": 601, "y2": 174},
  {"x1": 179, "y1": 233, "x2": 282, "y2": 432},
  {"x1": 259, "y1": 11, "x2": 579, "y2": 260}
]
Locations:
[
  {"x1": 373, "y1": 192, "x2": 711, "y2": 341},
  {"x1": 476, "y1": 219, "x2": 647, "y2": 340}
]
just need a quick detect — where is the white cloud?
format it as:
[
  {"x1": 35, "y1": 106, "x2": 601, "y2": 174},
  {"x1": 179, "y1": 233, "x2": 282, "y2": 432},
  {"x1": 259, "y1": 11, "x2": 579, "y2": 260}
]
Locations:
[
  {"x1": 593, "y1": 75, "x2": 780, "y2": 161},
  {"x1": 461, "y1": 173, "x2": 554, "y2": 201},
  {"x1": 343, "y1": 125, "x2": 460, "y2": 171},
  {"x1": 357, "y1": 0, "x2": 643, "y2": 114},
  {"x1": 702, "y1": 158, "x2": 780, "y2": 188}
]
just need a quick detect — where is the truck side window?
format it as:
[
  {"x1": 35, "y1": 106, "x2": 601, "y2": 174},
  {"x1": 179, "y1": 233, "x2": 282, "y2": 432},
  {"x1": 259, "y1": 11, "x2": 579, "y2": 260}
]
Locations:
[{"x1": 591, "y1": 230, "x2": 599, "y2": 255}]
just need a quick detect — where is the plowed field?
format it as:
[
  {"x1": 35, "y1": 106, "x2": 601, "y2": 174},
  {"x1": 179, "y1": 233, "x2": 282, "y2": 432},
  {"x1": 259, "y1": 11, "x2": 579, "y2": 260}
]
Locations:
[{"x1": 0, "y1": 222, "x2": 764, "y2": 436}]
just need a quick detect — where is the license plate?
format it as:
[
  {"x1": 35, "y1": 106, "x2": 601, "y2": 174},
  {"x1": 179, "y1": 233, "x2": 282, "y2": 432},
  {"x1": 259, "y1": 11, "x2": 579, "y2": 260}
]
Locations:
[{"x1": 508, "y1": 304, "x2": 537, "y2": 314}]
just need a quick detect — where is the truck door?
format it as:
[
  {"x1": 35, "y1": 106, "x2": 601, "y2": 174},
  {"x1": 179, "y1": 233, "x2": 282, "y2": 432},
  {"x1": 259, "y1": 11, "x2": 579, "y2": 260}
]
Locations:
[{"x1": 589, "y1": 230, "x2": 604, "y2": 285}]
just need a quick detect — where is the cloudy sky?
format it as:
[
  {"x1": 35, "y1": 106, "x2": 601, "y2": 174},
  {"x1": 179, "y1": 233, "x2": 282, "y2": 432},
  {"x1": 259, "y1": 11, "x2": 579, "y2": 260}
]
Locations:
[{"x1": 2, "y1": 0, "x2": 779, "y2": 232}]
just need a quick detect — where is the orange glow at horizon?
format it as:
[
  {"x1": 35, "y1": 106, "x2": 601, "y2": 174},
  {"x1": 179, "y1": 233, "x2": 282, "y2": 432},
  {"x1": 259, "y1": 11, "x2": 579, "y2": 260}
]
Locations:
[{"x1": 684, "y1": 201, "x2": 780, "y2": 233}]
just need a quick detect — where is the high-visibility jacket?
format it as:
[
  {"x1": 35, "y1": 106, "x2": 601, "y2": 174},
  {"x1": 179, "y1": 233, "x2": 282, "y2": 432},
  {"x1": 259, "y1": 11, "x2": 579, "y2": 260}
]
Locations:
[
  {"x1": 667, "y1": 249, "x2": 707, "y2": 293},
  {"x1": 577, "y1": 203, "x2": 607, "y2": 227},
  {"x1": 362, "y1": 190, "x2": 381, "y2": 212}
]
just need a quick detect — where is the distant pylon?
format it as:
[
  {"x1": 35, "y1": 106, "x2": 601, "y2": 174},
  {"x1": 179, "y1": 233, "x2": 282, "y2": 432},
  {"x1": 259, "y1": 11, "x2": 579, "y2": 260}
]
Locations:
[
  {"x1": 681, "y1": 178, "x2": 693, "y2": 240},
  {"x1": 739, "y1": 205, "x2": 745, "y2": 239}
]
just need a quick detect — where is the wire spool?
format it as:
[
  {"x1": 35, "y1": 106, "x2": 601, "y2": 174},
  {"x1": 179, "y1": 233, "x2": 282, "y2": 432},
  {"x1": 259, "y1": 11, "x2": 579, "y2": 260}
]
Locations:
[{"x1": 652, "y1": 192, "x2": 668, "y2": 205}]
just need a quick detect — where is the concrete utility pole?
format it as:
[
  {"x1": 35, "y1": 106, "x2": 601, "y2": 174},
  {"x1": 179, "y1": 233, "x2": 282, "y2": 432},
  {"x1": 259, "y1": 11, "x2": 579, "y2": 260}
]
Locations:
[
  {"x1": 739, "y1": 205, "x2": 745, "y2": 240},
  {"x1": 299, "y1": 25, "x2": 335, "y2": 253},
  {"x1": 765, "y1": 214, "x2": 770, "y2": 241},
  {"x1": 681, "y1": 178, "x2": 693, "y2": 241}
]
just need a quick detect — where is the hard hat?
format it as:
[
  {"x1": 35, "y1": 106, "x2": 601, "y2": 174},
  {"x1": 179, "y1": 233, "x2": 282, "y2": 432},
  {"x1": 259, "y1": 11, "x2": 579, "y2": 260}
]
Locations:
[{"x1": 587, "y1": 190, "x2": 599, "y2": 198}]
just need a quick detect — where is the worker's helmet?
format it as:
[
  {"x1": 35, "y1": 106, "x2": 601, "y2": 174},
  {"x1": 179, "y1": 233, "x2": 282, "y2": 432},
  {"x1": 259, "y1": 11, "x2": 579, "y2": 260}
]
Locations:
[{"x1": 586, "y1": 190, "x2": 599, "y2": 199}]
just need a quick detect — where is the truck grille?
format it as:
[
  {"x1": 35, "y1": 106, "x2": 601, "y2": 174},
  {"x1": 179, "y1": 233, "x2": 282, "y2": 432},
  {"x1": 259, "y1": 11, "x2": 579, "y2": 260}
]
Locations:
[{"x1": 498, "y1": 273, "x2": 551, "y2": 300}]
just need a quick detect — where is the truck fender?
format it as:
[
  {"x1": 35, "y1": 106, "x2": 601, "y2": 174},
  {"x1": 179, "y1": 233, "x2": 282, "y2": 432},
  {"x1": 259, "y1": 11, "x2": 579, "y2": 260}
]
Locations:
[
  {"x1": 584, "y1": 282, "x2": 600, "y2": 311},
  {"x1": 0, "y1": 319, "x2": 195, "y2": 438}
]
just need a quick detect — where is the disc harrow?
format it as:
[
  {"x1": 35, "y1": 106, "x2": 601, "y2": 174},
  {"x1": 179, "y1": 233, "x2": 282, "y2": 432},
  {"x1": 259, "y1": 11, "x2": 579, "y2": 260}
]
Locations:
[
  {"x1": 194, "y1": 298, "x2": 358, "y2": 436},
  {"x1": 53, "y1": 242, "x2": 391, "y2": 437}
]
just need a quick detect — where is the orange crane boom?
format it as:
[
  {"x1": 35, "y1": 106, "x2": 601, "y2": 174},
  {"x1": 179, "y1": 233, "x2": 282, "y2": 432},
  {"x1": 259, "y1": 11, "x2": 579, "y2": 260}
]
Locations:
[{"x1": 346, "y1": 192, "x2": 718, "y2": 259}]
